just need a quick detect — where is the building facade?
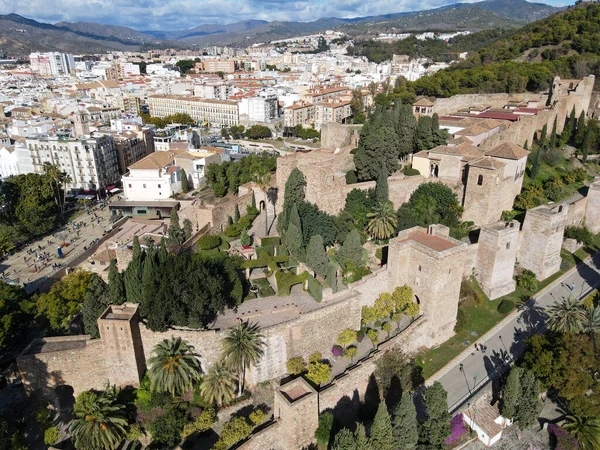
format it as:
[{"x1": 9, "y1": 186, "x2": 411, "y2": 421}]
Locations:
[{"x1": 148, "y1": 95, "x2": 239, "y2": 127}]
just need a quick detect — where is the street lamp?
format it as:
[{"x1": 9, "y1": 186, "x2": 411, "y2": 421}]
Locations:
[
  {"x1": 499, "y1": 335, "x2": 507, "y2": 353},
  {"x1": 459, "y1": 363, "x2": 472, "y2": 395}
]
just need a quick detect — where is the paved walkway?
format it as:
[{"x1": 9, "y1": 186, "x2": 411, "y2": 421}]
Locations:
[{"x1": 432, "y1": 253, "x2": 600, "y2": 411}]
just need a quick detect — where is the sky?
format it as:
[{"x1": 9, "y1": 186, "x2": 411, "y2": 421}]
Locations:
[{"x1": 0, "y1": 0, "x2": 570, "y2": 31}]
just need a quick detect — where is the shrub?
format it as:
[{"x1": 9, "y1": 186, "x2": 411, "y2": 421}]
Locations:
[
  {"x1": 497, "y1": 299, "x2": 515, "y2": 314},
  {"x1": 216, "y1": 416, "x2": 253, "y2": 448},
  {"x1": 182, "y1": 407, "x2": 216, "y2": 439},
  {"x1": 454, "y1": 308, "x2": 467, "y2": 333},
  {"x1": 403, "y1": 166, "x2": 420, "y2": 176},
  {"x1": 404, "y1": 302, "x2": 420, "y2": 316},
  {"x1": 44, "y1": 427, "x2": 60, "y2": 445},
  {"x1": 308, "y1": 352, "x2": 322, "y2": 364},
  {"x1": 36, "y1": 406, "x2": 52, "y2": 429},
  {"x1": 260, "y1": 236, "x2": 281, "y2": 247},
  {"x1": 344, "y1": 346, "x2": 358, "y2": 361},
  {"x1": 501, "y1": 210, "x2": 520, "y2": 222},
  {"x1": 275, "y1": 270, "x2": 307, "y2": 296},
  {"x1": 346, "y1": 170, "x2": 358, "y2": 184},
  {"x1": 315, "y1": 412, "x2": 335, "y2": 447},
  {"x1": 332, "y1": 345, "x2": 343, "y2": 357},
  {"x1": 516, "y1": 269, "x2": 538, "y2": 292},
  {"x1": 565, "y1": 225, "x2": 594, "y2": 246},
  {"x1": 306, "y1": 273, "x2": 323, "y2": 301},
  {"x1": 249, "y1": 409, "x2": 267, "y2": 426},
  {"x1": 246, "y1": 205, "x2": 259, "y2": 217},
  {"x1": 238, "y1": 215, "x2": 252, "y2": 230},
  {"x1": 240, "y1": 229, "x2": 251, "y2": 247},
  {"x1": 445, "y1": 414, "x2": 468, "y2": 445},
  {"x1": 198, "y1": 234, "x2": 221, "y2": 250},
  {"x1": 224, "y1": 223, "x2": 242, "y2": 237},
  {"x1": 306, "y1": 361, "x2": 331, "y2": 385},
  {"x1": 287, "y1": 356, "x2": 307, "y2": 375},
  {"x1": 367, "y1": 328, "x2": 379, "y2": 345},
  {"x1": 573, "y1": 167, "x2": 588, "y2": 183},
  {"x1": 544, "y1": 178, "x2": 565, "y2": 201},
  {"x1": 541, "y1": 148, "x2": 562, "y2": 166},
  {"x1": 460, "y1": 278, "x2": 484, "y2": 306}
]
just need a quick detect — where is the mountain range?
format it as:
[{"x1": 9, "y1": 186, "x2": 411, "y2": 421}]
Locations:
[{"x1": 0, "y1": 0, "x2": 563, "y2": 56}]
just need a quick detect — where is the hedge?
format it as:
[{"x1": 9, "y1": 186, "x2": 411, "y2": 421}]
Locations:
[
  {"x1": 306, "y1": 273, "x2": 323, "y2": 302},
  {"x1": 403, "y1": 166, "x2": 420, "y2": 176},
  {"x1": 198, "y1": 234, "x2": 221, "y2": 250},
  {"x1": 276, "y1": 271, "x2": 307, "y2": 296},
  {"x1": 224, "y1": 223, "x2": 242, "y2": 237},
  {"x1": 261, "y1": 236, "x2": 281, "y2": 247},
  {"x1": 497, "y1": 299, "x2": 515, "y2": 314}
]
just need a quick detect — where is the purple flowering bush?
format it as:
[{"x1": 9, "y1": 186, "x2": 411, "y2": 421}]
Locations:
[
  {"x1": 332, "y1": 345, "x2": 343, "y2": 357},
  {"x1": 445, "y1": 414, "x2": 468, "y2": 445},
  {"x1": 548, "y1": 423, "x2": 581, "y2": 450}
]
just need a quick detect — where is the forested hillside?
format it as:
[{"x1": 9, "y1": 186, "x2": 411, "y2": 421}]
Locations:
[{"x1": 381, "y1": 3, "x2": 600, "y2": 99}]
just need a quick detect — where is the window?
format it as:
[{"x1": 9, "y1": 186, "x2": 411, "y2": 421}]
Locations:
[
  {"x1": 477, "y1": 175, "x2": 483, "y2": 186},
  {"x1": 128, "y1": 184, "x2": 132, "y2": 188},
  {"x1": 158, "y1": 184, "x2": 161, "y2": 188},
  {"x1": 143, "y1": 184, "x2": 147, "y2": 188},
  {"x1": 137, "y1": 209, "x2": 147, "y2": 215},
  {"x1": 506, "y1": 242, "x2": 511, "y2": 250},
  {"x1": 418, "y1": 265, "x2": 422, "y2": 272}
]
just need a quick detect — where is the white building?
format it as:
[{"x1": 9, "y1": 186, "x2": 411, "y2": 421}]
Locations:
[
  {"x1": 29, "y1": 52, "x2": 75, "y2": 77},
  {"x1": 239, "y1": 94, "x2": 278, "y2": 123},
  {"x1": 463, "y1": 400, "x2": 512, "y2": 447},
  {"x1": 122, "y1": 149, "x2": 219, "y2": 201},
  {"x1": 194, "y1": 83, "x2": 231, "y2": 100}
]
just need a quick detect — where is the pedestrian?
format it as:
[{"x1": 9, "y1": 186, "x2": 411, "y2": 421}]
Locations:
[
  {"x1": 482, "y1": 345, "x2": 487, "y2": 354},
  {"x1": 571, "y1": 282, "x2": 576, "y2": 291},
  {"x1": 474, "y1": 343, "x2": 479, "y2": 351}
]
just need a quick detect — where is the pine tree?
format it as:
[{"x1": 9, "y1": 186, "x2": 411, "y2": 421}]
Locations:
[
  {"x1": 369, "y1": 402, "x2": 394, "y2": 450},
  {"x1": 500, "y1": 367, "x2": 522, "y2": 420},
  {"x1": 124, "y1": 236, "x2": 144, "y2": 304},
  {"x1": 180, "y1": 168, "x2": 189, "y2": 192},
  {"x1": 234, "y1": 204, "x2": 240, "y2": 223},
  {"x1": 515, "y1": 370, "x2": 542, "y2": 430},
  {"x1": 306, "y1": 235, "x2": 330, "y2": 278},
  {"x1": 375, "y1": 165, "x2": 389, "y2": 204},
  {"x1": 550, "y1": 116, "x2": 558, "y2": 149},
  {"x1": 420, "y1": 381, "x2": 451, "y2": 449},
  {"x1": 530, "y1": 149, "x2": 541, "y2": 180},
  {"x1": 575, "y1": 110, "x2": 587, "y2": 147},
  {"x1": 108, "y1": 259, "x2": 125, "y2": 305},
  {"x1": 354, "y1": 423, "x2": 371, "y2": 450},
  {"x1": 392, "y1": 394, "x2": 418, "y2": 450},
  {"x1": 332, "y1": 428, "x2": 357, "y2": 450}
]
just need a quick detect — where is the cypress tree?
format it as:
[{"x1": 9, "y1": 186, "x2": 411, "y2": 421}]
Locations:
[
  {"x1": 375, "y1": 164, "x2": 389, "y2": 204},
  {"x1": 289, "y1": 204, "x2": 302, "y2": 235},
  {"x1": 183, "y1": 218, "x2": 193, "y2": 241},
  {"x1": 395, "y1": 103, "x2": 417, "y2": 157},
  {"x1": 286, "y1": 223, "x2": 304, "y2": 261},
  {"x1": 158, "y1": 236, "x2": 168, "y2": 264},
  {"x1": 563, "y1": 106, "x2": 577, "y2": 144},
  {"x1": 420, "y1": 381, "x2": 451, "y2": 449},
  {"x1": 332, "y1": 428, "x2": 357, "y2": 450},
  {"x1": 515, "y1": 370, "x2": 542, "y2": 430},
  {"x1": 124, "y1": 236, "x2": 144, "y2": 304},
  {"x1": 108, "y1": 259, "x2": 125, "y2": 305},
  {"x1": 140, "y1": 249, "x2": 157, "y2": 317},
  {"x1": 180, "y1": 168, "x2": 189, "y2": 192},
  {"x1": 539, "y1": 124, "x2": 548, "y2": 148},
  {"x1": 369, "y1": 402, "x2": 394, "y2": 450},
  {"x1": 500, "y1": 367, "x2": 522, "y2": 420},
  {"x1": 251, "y1": 190, "x2": 256, "y2": 209},
  {"x1": 392, "y1": 394, "x2": 418, "y2": 450},
  {"x1": 523, "y1": 140, "x2": 529, "y2": 150},
  {"x1": 168, "y1": 208, "x2": 185, "y2": 246},
  {"x1": 234, "y1": 204, "x2": 240, "y2": 223},
  {"x1": 354, "y1": 423, "x2": 371, "y2": 450},
  {"x1": 339, "y1": 229, "x2": 363, "y2": 269},
  {"x1": 306, "y1": 235, "x2": 330, "y2": 278},
  {"x1": 530, "y1": 149, "x2": 541, "y2": 180},
  {"x1": 82, "y1": 276, "x2": 110, "y2": 338},
  {"x1": 550, "y1": 116, "x2": 558, "y2": 148},
  {"x1": 582, "y1": 127, "x2": 591, "y2": 163},
  {"x1": 575, "y1": 110, "x2": 587, "y2": 147},
  {"x1": 413, "y1": 116, "x2": 434, "y2": 152}
]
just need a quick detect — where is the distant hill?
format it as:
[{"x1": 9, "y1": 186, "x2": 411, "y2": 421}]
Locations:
[{"x1": 0, "y1": 0, "x2": 563, "y2": 55}]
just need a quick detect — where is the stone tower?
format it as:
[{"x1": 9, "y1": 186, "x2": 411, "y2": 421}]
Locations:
[
  {"x1": 462, "y1": 157, "x2": 507, "y2": 226},
  {"x1": 476, "y1": 220, "x2": 520, "y2": 300},
  {"x1": 98, "y1": 303, "x2": 146, "y2": 388},
  {"x1": 517, "y1": 204, "x2": 568, "y2": 280},
  {"x1": 274, "y1": 377, "x2": 318, "y2": 449},
  {"x1": 585, "y1": 178, "x2": 600, "y2": 234},
  {"x1": 73, "y1": 111, "x2": 90, "y2": 138}
]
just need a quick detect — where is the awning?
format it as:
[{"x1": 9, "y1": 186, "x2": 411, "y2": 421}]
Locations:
[
  {"x1": 75, "y1": 194, "x2": 95, "y2": 200},
  {"x1": 108, "y1": 188, "x2": 121, "y2": 193},
  {"x1": 105, "y1": 185, "x2": 116, "y2": 191}
]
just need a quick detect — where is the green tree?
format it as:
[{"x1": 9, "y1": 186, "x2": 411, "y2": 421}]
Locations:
[
  {"x1": 332, "y1": 428, "x2": 357, "y2": 450},
  {"x1": 82, "y1": 276, "x2": 111, "y2": 338},
  {"x1": 339, "y1": 229, "x2": 363, "y2": 269},
  {"x1": 306, "y1": 235, "x2": 330, "y2": 278},
  {"x1": 394, "y1": 103, "x2": 417, "y2": 157},
  {"x1": 550, "y1": 116, "x2": 558, "y2": 148},
  {"x1": 337, "y1": 329, "x2": 358, "y2": 348},
  {"x1": 167, "y1": 208, "x2": 186, "y2": 251},
  {"x1": 285, "y1": 223, "x2": 304, "y2": 260},
  {"x1": 375, "y1": 165, "x2": 389, "y2": 204},
  {"x1": 420, "y1": 381, "x2": 451, "y2": 449},
  {"x1": 501, "y1": 367, "x2": 522, "y2": 420},
  {"x1": 369, "y1": 402, "x2": 394, "y2": 450},
  {"x1": 315, "y1": 412, "x2": 335, "y2": 448},
  {"x1": 148, "y1": 337, "x2": 202, "y2": 396},
  {"x1": 563, "y1": 107, "x2": 577, "y2": 145},
  {"x1": 183, "y1": 218, "x2": 193, "y2": 241},
  {"x1": 176, "y1": 59, "x2": 195, "y2": 74},
  {"x1": 306, "y1": 361, "x2": 331, "y2": 385},
  {"x1": 529, "y1": 149, "x2": 542, "y2": 179},
  {"x1": 35, "y1": 270, "x2": 98, "y2": 334},
  {"x1": 413, "y1": 115, "x2": 434, "y2": 151},
  {"x1": 222, "y1": 321, "x2": 265, "y2": 396},
  {"x1": 234, "y1": 204, "x2": 240, "y2": 223},
  {"x1": 199, "y1": 360, "x2": 236, "y2": 406},
  {"x1": 124, "y1": 236, "x2": 144, "y2": 304},
  {"x1": 392, "y1": 394, "x2": 418, "y2": 450},
  {"x1": 367, "y1": 202, "x2": 398, "y2": 240},
  {"x1": 547, "y1": 296, "x2": 586, "y2": 334},
  {"x1": 539, "y1": 124, "x2": 548, "y2": 148},
  {"x1": 354, "y1": 114, "x2": 400, "y2": 181},
  {"x1": 0, "y1": 281, "x2": 29, "y2": 356},
  {"x1": 69, "y1": 389, "x2": 127, "y2": 450},
  {"x1": 563, "y1": 415, "x2": 600, "y2": 450},
  {"x1": 107, "y1": 260, "x2": 125, "y2": 305},
  {"x1": 515, "y1": 369, "x2": 542, "y2": 430},
  {"x1": 180, "y1": 168, "x2": 189, "y2": 192},
  {"x1": 575, "y1": 110, "x2": 587, "y2": 147},
  {"x1": 354, "y1": 423, "x2": 370, "y2": 450}
]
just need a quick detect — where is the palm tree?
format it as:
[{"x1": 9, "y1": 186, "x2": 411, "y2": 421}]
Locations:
[
  {"x1": 366, "y1": 201, "x2": 398, "y2": 241},
  {"x1": 222, "y1": 321, "x2": 265, "y2": 396},
  {"x1": 200, "y1": 360, "x2": 236, "y2": 405},
  {"x1": 546, "y1": 296, "x2": 587, "y2": 334},
  {"x1": 42, "y1": 162, "x2": 71, "y2": 216},
  {"x1": 69, "y1": 390, "x2": 127, "y2": 450},
  {"x1": 148, "y1": 337, "x2": 202, "y2": 396},
  {"x1": 563, "y1": 414, "x2": 600, "y2": 450},
  {"x1": 583, "y1": 305, "x2": 600, "y2": 354}
]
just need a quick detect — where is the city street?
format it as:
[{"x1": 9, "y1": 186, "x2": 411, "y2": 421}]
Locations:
[{"x1": 432, "y1": 254, "x2": 600, "y2": 411}]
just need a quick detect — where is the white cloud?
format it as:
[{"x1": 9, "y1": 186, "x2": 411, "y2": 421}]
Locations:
[{"x1": 0, "y1": 0, "x2": 568, "y2": 30}]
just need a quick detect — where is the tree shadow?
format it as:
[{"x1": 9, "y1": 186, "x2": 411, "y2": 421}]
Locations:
[
  {"x1": 181, "y1": 428, "x2": 220, "y2": 450},
  {"x1": 333, "y1": 391, "x2": 360, "y2": 430},
  {"x1": 358, "y1": 374, "x2": 380, "y2": 422}
]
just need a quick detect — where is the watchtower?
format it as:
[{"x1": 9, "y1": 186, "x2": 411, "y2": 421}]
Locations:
[
  {"x1": 73, "y1": 111, "x2": 90, "y2": 138},
  {"x1": 462, "y1": 157, "x2": 507, "y2": 226},
  {"x1": 585, "y1": 178, "x2": 600, "y2": 234},
  {"x1": 274, "y1": 377, "x2": 319, "y2": 449},
  {"x1": 476, "y1": 220, "x2": 520, "y2": 299},
  {"x1": 98, "y1": 303, "x2": 146, "y2": 388}
]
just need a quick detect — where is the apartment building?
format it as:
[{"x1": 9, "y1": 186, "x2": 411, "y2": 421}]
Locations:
[
  {"x1": 239, "y1": 95, "x2": 278, "y2": 123},
  {"x1": 283, "y1": 101, "x2": 315, "y2": 129},
  {"x1": 200, "y1": 59, "x2": 238, "y2": 73},
  {"x1": 302, "y1": 86, "x2": 350, "y2": 104},
  {"x1": 314, "y1": 101, "x2": 352, "y2": 129},
  {"x1": 148, "y1": 95, "x2": 239, "y2": 127},
  {"x1": 25, "y1": 134, "x2": 120, "y2": 191},
  {"x1": 194, "y1": 83, "x2": 231, "y2": 100},
  {"x1": 29, "y1": 52, "x2": 75, "y2": 77}
]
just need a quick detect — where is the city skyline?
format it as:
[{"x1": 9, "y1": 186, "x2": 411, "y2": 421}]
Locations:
[{"x1": 0, "y1": 0, "x2": 570, "y2": 31}]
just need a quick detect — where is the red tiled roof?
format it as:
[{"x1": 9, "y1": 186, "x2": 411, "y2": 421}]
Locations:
[{"x1": 477, "y1": 112, "x2": 520, "y2": 121}]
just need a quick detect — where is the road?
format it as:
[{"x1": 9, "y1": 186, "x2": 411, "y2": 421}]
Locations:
[{"x1": 433, "y1": 253, "x2": 600, "y2": 411}]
